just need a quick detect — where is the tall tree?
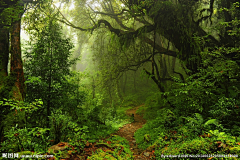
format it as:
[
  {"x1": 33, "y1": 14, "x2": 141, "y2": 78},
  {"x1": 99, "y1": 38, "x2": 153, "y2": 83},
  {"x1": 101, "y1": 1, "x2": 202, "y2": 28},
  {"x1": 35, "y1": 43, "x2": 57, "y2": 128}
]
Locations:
[
  {"x1": 0, "y1": 0, "x2": 36, "y2": 142},
  {"x1": 10, "y1": 12, "x2": 25, "y2": 100},
  {"x1": 0, "y1": 0, "x2": 38, "y2": 100},
  {"x1": 24, "y1": 18, "x2": 83, "y2": 142}
]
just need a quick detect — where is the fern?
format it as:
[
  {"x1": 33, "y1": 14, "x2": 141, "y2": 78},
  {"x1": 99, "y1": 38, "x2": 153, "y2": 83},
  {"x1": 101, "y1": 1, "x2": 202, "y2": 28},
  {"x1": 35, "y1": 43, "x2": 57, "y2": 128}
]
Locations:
[{"x1": 204, "y1": 119, "x2": 219, "y2": 127}]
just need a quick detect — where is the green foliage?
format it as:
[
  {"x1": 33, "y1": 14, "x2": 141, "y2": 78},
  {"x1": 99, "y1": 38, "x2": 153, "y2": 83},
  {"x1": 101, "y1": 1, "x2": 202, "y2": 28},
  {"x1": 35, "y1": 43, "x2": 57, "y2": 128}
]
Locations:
[
  {"x1": 23, "y1": 18, "x2": 86, "y2": 129},
  {"x1": 165, "y1": 74, "x2": 218, "y2": 116},
  {"x1": 88, "y1": 135, "x2": 133, "y2": 160},
  {"x1": 0, "y1": 98, "x2": 43, "y2": 133},
  {"x1": 88, "y1": 149, "x2": 117, "y2": 160},
  {"x1": 0, "y1": 99, "x2": 52, "y2": 155},
  {"x1": 135, "y1": 108, "x2": 175, "y2": 149},
  {"x1": 163, "y1": 2, "x2": 240, "y2": 120},
  {"x1": 178, "y1": 113, "x2": 225, "y2": 139},
  {"x1": 0, "y1": 1, "x2": 24, "y2": 29},
  {"x1": 2, "y1": 1, "x2": 240, "y2": 159},
  {"x1": 160, "y1": 8, "x2": 240, "y2": 150},
  {"x1": 0, "y1": 72, "x2": 16, "y2": 99},
  {"x1": 143, "y1": 92, "x2": 168, "y2": 120},
  {"x1": 101, "y1": 103, "x2": 134, "y2": 131},
  {"x1": 0, "y1": 125, "x2": 50, "y2": 153},
  {"x1": 154, "y1": 129, "x2": 240, "y2": 159},
  {"x1": 49, "y1": 108, "x2": 89, "y2": 144},
  {"x1": 135, "y1": 105, "x2": 147, "y2": 116},
  {"x1": 208, "y1": 97, "x2": 240, "y2": 133}
]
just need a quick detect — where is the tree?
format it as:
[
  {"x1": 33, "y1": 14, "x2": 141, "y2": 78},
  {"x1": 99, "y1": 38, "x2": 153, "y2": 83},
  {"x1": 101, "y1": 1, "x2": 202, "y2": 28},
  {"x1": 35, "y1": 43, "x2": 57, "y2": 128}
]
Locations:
[
  {"x1": 53, "y1": 0, "x2": 239, "y2": 104},
  {"x1": 0, "y1": 0, "x2": 39, "y2": 100},
  {"x1": 166, "y1": 2, "x2": 240, "y2": 118},
  {"x1": 51, "y1": 1, "x2": 188, "y2": 95},
  {"x1": 0, "y1": 0, "x2": 38, "y2": 143},
  {"x1": 20, "y1": 0, "x2": 240, "y2": 107},
  {"x1": 0, "y1": 0, "x2": 23, "y2": 100},
  {"x1": 23, "y1": 18, "x2": 84, "y2": 141}
]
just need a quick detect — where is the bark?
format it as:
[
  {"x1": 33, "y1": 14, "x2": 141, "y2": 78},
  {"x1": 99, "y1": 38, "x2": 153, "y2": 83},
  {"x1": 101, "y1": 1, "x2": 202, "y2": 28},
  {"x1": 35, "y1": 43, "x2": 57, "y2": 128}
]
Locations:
[
  {"x1": 10, "y1": 13, "x2": 25, "y2": 101},
  {"x1": 123, "y1": 72, "x2": 127, "y2": 94},
  {"x1": 0, "y1": 28, "x2": 9, "y2": 78},
  {"x1": 92, "y1": 77, "x2": 95, "y2": 99},
  {"x1": 133, "y1": 71, "x2": 136, "y2": 92},
  {"x1": 47, "y1": 39, "x2": 53, "y2": 138}
]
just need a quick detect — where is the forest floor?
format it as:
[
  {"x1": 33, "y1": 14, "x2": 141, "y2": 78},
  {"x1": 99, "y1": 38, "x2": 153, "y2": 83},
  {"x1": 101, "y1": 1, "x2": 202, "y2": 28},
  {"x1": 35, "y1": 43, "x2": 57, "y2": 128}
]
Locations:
[
  {"x1": 47, "y1": 105, "x2": 153, "y2": 160},
  {"x1": 113, "y1": 104, "x2": 151, "y2": 160}
]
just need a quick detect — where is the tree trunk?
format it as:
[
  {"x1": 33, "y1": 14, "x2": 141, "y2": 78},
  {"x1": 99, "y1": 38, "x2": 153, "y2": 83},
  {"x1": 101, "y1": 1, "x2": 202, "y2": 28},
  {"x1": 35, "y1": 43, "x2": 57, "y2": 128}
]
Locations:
[
  {"x1": 10, "y1": 14, "x2": 25, "y2": 101},
  {"x1": 47, "y1": 39, "x2": 53, "y2": 138},
  {"x1": 0, "y1": 28, "x2": 9, "y2": 78},
  {"x1": 116, "y1": 80, "x2": 123, "y2": 101},
  {"x1": 133, "y1": 71, "x2": 136, "y2": 92},
  {"x1": 92, "y1": 76, "x2": 95, "y2": 99},
  {"x1": 123, "y1": 72, "x2": 127, "y2": 94}
]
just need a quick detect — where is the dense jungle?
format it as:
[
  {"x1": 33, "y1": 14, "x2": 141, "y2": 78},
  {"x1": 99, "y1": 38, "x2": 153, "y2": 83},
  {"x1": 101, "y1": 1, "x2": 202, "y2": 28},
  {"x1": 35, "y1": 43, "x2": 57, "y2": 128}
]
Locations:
[{"x1": 0, "y1": 0, "x2": 240, "y2": 159}]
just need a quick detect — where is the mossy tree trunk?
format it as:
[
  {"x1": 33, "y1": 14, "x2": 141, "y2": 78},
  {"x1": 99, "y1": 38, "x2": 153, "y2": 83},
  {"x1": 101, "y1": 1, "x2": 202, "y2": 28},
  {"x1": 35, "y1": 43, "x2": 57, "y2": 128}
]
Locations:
[
  {"x1": 0, "y1": 0, "x2": 26, "y2": 101},
  {"x1": 0, "y1": 2, "x2": 25, "y2": 142},
  {"x1": 10, "y1": 13, "x2": 25, "y2": 101},
  {"x1": 0, "y1": 28, "x2": 8, "y2": 140},
  {"x1": 0, "y1": 28, "x2": 9, "y2": 78}
]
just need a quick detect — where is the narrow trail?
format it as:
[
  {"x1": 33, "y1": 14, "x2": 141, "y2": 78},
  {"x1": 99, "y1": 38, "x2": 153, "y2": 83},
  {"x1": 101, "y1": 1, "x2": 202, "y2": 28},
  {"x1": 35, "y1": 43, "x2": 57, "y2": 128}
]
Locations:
[
  {"x1": 46, "y1": 105, "x2": 153, "y2": 160},
  {"x1": 113, "y1": 105, "x2": 151, "y2": 160}
]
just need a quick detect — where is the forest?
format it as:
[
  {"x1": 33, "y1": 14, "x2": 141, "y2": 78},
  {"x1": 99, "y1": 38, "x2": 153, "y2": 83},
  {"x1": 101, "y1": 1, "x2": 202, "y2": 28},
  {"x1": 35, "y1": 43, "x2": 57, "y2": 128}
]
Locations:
[{"x1": 0, "y1": 0, "x2": 240, "y2": 159}]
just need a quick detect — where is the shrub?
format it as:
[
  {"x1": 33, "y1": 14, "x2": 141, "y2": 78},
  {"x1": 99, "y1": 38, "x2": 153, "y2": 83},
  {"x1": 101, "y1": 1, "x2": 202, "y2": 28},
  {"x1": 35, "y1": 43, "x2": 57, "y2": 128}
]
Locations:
[{"x1": 0, "y1": 125, "x2": 50, "y2": 153}]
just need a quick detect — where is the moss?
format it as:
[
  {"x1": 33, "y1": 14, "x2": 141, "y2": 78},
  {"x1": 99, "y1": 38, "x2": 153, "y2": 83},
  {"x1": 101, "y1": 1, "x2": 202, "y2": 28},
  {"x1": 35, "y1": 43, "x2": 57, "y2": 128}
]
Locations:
[
  {"x1": 0, "y1": 71, "x2": 24, "y2": 101},
  {"x1": 0, "y1": 72, "x2": 16, "y2": 99},
  {"x1": 11, "y1": 84, "x2": 22, "y2": 101}
]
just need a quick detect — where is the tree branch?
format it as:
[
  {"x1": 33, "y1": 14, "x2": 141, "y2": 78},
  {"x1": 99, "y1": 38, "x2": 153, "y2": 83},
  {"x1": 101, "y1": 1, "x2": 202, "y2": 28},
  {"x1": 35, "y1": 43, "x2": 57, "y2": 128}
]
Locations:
[
  {"x1": 173, "y1": 71, "x2": 185, "y2": 83},
  {"x1": 88, "y1": 6, "x2": 129, "y2": 17},
  {"x1": 144, "y1": 36, "x2": 177, "y2": 57},
  {"x1": 143, "y1": 68, "x2": 175, "y2": 91}
]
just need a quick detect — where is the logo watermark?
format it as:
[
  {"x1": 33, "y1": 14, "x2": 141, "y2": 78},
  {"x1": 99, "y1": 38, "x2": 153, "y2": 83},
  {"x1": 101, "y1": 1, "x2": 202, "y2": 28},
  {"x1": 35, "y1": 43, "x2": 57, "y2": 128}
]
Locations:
[{"x1": 2, "y1": 153, "x2": 53, "y2": 159}]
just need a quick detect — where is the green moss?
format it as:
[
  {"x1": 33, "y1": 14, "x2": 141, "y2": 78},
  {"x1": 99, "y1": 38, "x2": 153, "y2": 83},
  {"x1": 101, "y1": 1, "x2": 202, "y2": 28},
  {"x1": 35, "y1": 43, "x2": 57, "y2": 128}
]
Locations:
[
  {"x1": 88, "y1": 136, "x2": 133, "y2": 160},
  {"x1": 0, "y1": 72, "x2": 17, "y2": 99}
]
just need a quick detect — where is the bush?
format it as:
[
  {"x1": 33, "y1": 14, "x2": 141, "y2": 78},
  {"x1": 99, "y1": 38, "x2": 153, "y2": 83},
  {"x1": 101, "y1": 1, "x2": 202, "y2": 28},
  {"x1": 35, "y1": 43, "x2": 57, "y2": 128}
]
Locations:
[
  {"x1": 209, "y1": 97, "x2": 240, "y2": 135},
  {"x1": 135, "y1": 108, "x2": 175, "y2": 149},
  {"x1": 0, "y1": 126, "x2": 50, "y2": 153},
  {"x1": 154, "y1": 130, "x2": 240, "y2": 159}
]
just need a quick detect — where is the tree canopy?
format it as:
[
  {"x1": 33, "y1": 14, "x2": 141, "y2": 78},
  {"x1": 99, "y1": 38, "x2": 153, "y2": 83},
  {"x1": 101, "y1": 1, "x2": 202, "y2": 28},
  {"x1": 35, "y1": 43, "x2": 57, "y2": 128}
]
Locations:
[{"x1": 1, "y1": 0, "x2": 240, "y2": 159}]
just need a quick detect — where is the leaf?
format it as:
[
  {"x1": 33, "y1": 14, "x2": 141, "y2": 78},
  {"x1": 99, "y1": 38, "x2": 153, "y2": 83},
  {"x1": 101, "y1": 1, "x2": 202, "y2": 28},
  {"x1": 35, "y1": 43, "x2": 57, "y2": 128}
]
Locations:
[
  {"x1": 204, "y1": 119, "x2": 219, "y2": 127},
  {"x1": 195, "y1": 113, "x2": 203, "y2": 123}
]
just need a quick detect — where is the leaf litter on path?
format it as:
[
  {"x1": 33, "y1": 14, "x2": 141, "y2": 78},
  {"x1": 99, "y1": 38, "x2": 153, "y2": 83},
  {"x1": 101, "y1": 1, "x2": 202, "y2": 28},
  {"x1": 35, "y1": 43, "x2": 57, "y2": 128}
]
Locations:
[
  {"x1": 46, "y1": 105, "x2": 155, "y2": 160},
  {"x1": 113, "y1": 105, "x2": 155, "y2": 160}
]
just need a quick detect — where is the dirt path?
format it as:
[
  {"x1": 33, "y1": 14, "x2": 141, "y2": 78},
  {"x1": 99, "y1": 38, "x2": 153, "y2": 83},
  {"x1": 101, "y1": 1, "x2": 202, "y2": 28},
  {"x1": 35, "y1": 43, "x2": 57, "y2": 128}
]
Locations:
[
  {"x1": 46, "y1": 105, "x2": 152, "y2": 160},
  {"x1": 113, "y1": 105, "x2": 150, "y2": 160}
]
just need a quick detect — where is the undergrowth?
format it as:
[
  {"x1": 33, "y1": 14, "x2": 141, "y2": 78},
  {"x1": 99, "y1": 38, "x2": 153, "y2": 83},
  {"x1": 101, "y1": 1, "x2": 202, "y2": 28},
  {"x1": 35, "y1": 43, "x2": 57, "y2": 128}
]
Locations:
[
  {"x1": 88, "y1": 135, "x2": 133, "y2": 160},
  {"x1": 134, "y1": 97, "x2": 240, "y2": 160}
]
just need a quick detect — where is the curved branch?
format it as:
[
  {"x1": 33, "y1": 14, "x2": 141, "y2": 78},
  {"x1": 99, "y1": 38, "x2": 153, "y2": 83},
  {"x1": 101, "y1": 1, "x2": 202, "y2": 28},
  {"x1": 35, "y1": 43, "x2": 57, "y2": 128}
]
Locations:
[
  {"x1": 89, "y1": 8, "x2": 129, "y2": 16},
  {"x1": 57, "y1": 9, "x2": 155, "y2": 37},
  {"x1": 173, "y1": 71, "x2": 185, "y2": 83},
  {"x1": 119, "y1": 53, "x2": 152, "y2": 72},
  {"x1": 57, "y1": 18, "x2": 122, "y2": 34},
  {"x1": 55, "y1": 4, "x2": 179, "y2": 58},
  {"x1": 143, "y1": 68, "x2": 175, "y2": 90},
  {"x1": 144, "y1": 37, "x2": 177, "y2": 57},
  {"x1": 88, "y1": 2, "x2": 134, "y2": 31}
]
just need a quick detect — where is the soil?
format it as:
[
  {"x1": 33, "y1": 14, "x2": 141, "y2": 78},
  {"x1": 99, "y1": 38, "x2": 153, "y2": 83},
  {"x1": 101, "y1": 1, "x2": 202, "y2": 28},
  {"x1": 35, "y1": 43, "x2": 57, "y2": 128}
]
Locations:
[{"x1": 113, "y1": 105, "x2": 153, "y2": 160}]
